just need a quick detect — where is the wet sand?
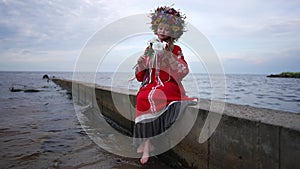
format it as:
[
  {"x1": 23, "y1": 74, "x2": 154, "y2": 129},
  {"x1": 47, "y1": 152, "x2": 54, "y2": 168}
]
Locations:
[{"x1": 0, "y1": 78, "x2": 172, "y2": 169}]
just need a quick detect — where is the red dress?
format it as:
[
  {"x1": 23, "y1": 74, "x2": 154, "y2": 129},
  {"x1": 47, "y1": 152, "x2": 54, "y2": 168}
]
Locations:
[{"x1": 133, "y1": 44, "x2": 196, "y2": 142}]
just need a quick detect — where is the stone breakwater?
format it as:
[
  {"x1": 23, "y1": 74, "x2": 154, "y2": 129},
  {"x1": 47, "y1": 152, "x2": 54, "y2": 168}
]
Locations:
[{"x1": 52, "y1": 78, "x2": 300, "y2": 169}]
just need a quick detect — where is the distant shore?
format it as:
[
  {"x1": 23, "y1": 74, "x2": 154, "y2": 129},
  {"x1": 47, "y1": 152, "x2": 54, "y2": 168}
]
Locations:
[{"x1": 267, "y1": 72, "x2": 300, "y2": 78}]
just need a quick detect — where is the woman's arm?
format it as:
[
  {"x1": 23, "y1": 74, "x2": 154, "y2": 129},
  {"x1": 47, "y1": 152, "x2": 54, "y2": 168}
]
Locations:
[
  {"x1": 135, "y1": 46, "x2": 151, "y2": 82},
  {"x1": 170, "y1": 56, "x2": 189, "y2": 79},
  {"x1": 135, "y1": 55, "x2": 147, "y2": 82},
  {"x1": 166, "y1": 45, "x2": 189, "y2": 80}
]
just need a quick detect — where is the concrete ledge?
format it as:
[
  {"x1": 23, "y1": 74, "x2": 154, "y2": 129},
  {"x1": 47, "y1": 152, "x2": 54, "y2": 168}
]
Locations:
[{"x1": 52, "y1": 78, "x2": 300, "y2": 169}]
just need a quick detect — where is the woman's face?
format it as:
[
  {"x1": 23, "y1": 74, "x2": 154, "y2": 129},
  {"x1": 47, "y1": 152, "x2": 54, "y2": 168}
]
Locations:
[{"x1": 157, "y1": 23, "x2": 171, "y2": 41}]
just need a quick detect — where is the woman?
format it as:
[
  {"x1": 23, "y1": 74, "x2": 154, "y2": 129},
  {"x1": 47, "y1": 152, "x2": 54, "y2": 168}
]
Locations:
[{"x1": 133, "y1": 6, "x2": 196, "y2": 164}]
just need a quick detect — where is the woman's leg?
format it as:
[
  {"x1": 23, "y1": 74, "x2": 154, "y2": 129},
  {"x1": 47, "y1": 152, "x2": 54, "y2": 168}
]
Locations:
[
  {"x1": 140, "y1": 139, "x2": 151, "y2": 164},
  {"x1": 137, "y1": 141, "x2": 145, "y2": 153}
]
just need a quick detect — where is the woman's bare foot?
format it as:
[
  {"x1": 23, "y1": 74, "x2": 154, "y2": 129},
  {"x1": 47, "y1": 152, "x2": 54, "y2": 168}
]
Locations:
[
  {"x1": 138, "y1": 139, "x2": 156, "y2": 164},
  {"x1": 140, "y1": 152, "x2": 149, "y2": 164},
  {"x1": 140, "y1": 140, "x2": 150, "y2": 164}
]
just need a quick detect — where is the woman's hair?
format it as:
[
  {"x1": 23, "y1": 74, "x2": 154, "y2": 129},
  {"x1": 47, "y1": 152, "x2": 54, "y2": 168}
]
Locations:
[{"x1": 150, "y1": 5, "x2": 186, "y2": 42}]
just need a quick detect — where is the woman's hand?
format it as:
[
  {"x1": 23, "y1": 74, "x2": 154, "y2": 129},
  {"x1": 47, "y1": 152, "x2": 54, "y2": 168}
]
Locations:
[
  {"x1": 158, "y1": 51, "x2": 176, "y2": 67},
  {"x1": 135, "y1": 55, "x2": 147, "y2": 71},
  {"x1": 137, "y1": 55, "x2": 147, "y2": 65}
]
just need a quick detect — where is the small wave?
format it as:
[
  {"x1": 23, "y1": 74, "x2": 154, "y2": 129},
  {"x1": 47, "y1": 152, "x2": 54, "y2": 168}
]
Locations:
[
  {"x1": 46, "y1": 129, "x2": 64, "y2": 133},
  {"x1": 0, "y1": 130, "x2": 31, "y2": 137},
  {"x1": 284, "y1": 95, "x2": 297, "y2": 98},
  {"x1": 15, "y1": 152, "x2": 41, "y2": 161},
  {"x1": 267, "y1": 96, "x2": 299, "y2": 103}
]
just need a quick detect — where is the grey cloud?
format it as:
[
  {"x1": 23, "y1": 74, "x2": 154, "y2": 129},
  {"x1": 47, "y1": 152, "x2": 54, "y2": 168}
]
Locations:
[
  {"x1": 223, "y1": 47, "x2": 300, "y2": 74},
  {"x1": 0, "y1": 0, "x2": 111, "y2": 51}
]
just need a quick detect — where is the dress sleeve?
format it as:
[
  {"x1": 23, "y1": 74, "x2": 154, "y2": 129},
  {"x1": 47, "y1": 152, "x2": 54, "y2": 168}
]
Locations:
[
  {"x1": 169, "y1": 45, "x2": 189, "y2": 80},
  {"x1": 135, "y1": 68, "x2": 146, "y2": 82}
]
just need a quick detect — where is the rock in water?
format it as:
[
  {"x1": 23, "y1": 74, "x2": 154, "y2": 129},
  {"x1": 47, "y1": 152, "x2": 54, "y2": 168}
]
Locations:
[{"x1": 43, "y1": 74, "x2": 49, "y2": 79}]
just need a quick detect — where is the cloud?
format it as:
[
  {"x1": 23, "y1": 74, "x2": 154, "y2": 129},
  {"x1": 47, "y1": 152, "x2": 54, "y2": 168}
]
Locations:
[
  {"x1": 0, "y1": 48, "x2": 78, "y2": 71},
  {"x1": 185, "y1": 0, "x2": 300, "y2": 35},
  {"x1": 0, "y1": 0, "x2": 116, "y2": 49},
  {"x1": 222, "y1": 47, "x2": 300, "y2": 74},
  {"x1": 0, "y1": 0, "x2": 117, "y2": 71},
  {"x1": 0, "y1": 0, "x2": 299, "y2": 73}
]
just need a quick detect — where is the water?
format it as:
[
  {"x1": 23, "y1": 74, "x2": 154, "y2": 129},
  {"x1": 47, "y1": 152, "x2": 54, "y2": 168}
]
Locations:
[
  {"x1": 0, "y1": 71, "x2": 299, "y2": 168},
  {"x1": 0, "y1": 72, "x2": 171, "y2": 169},
  {"x1": 222, "y1": 74, "x2": 300, "y2": 113},
  {"x1": 68, "y1": 72, "x2": 299, "y2": 113}
]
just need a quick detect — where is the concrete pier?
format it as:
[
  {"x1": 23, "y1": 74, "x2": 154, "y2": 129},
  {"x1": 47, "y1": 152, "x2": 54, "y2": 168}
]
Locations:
[{"x1": 52, "y1": 78, "x2": 300, "y2": 169}]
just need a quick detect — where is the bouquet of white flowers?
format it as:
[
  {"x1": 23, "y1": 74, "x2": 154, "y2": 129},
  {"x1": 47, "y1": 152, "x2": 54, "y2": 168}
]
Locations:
[
  {"x1": 148, "y1": 38, "x2": 167, "y2": 51},
  {"x1": 146, "y1": 38, "x2": 168, "y2": 68},
  {"x1": 133, "y1": 38, "x2": 167, "y2": 70},
  {"x1": 132, "y1": 38, "x2": 167, "y2": 86}
]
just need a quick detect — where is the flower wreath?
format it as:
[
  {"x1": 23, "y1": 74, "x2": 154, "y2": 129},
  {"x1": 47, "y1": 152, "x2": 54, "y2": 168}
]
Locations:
[{"x1": 150, "y1": 5, "x2": 186, "y2": 41}]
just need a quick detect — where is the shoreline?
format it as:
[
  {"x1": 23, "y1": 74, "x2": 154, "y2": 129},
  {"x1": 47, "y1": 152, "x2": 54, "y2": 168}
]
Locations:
[{"x1": 267, "y1": 72, "x2": 300, "y2": 78}]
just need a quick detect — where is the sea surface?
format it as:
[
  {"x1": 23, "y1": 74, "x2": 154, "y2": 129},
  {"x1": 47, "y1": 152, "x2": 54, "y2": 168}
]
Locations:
[
  {"x1": 0, "y1": 71, "x2": 299, "y2": 168},
  {"x1": 0, "y1": 72, "x2": 172, "y2": 169},
  {"x1": 69, "y1": 71, "x2": 299, "y2": 113}
]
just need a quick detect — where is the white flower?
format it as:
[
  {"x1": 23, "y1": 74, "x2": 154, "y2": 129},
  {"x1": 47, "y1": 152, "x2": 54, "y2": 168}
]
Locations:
[
  {"x1": 153, "y1": 42, "x2": 167, "y2": 51},
  {"x1": 148, "y1": 38, "x2": 167, "y2": 51}
]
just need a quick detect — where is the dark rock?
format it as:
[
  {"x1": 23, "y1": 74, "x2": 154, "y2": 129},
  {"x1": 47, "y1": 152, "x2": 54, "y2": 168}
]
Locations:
[
  {"x1": 9, "y1": 87, "x2": 22, "y2": 92},
  {"x1": 23, "y1": 89, "x2": 40, "y2": 93},
  {"x1": 43, "y1": 74, "x2": 49, "y2": 79}
]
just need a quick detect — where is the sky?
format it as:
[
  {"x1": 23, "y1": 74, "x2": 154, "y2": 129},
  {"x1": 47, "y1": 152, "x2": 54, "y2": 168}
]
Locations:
[{"x1": 0, "y1": 0, "x2": 299, "y2": 74}]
